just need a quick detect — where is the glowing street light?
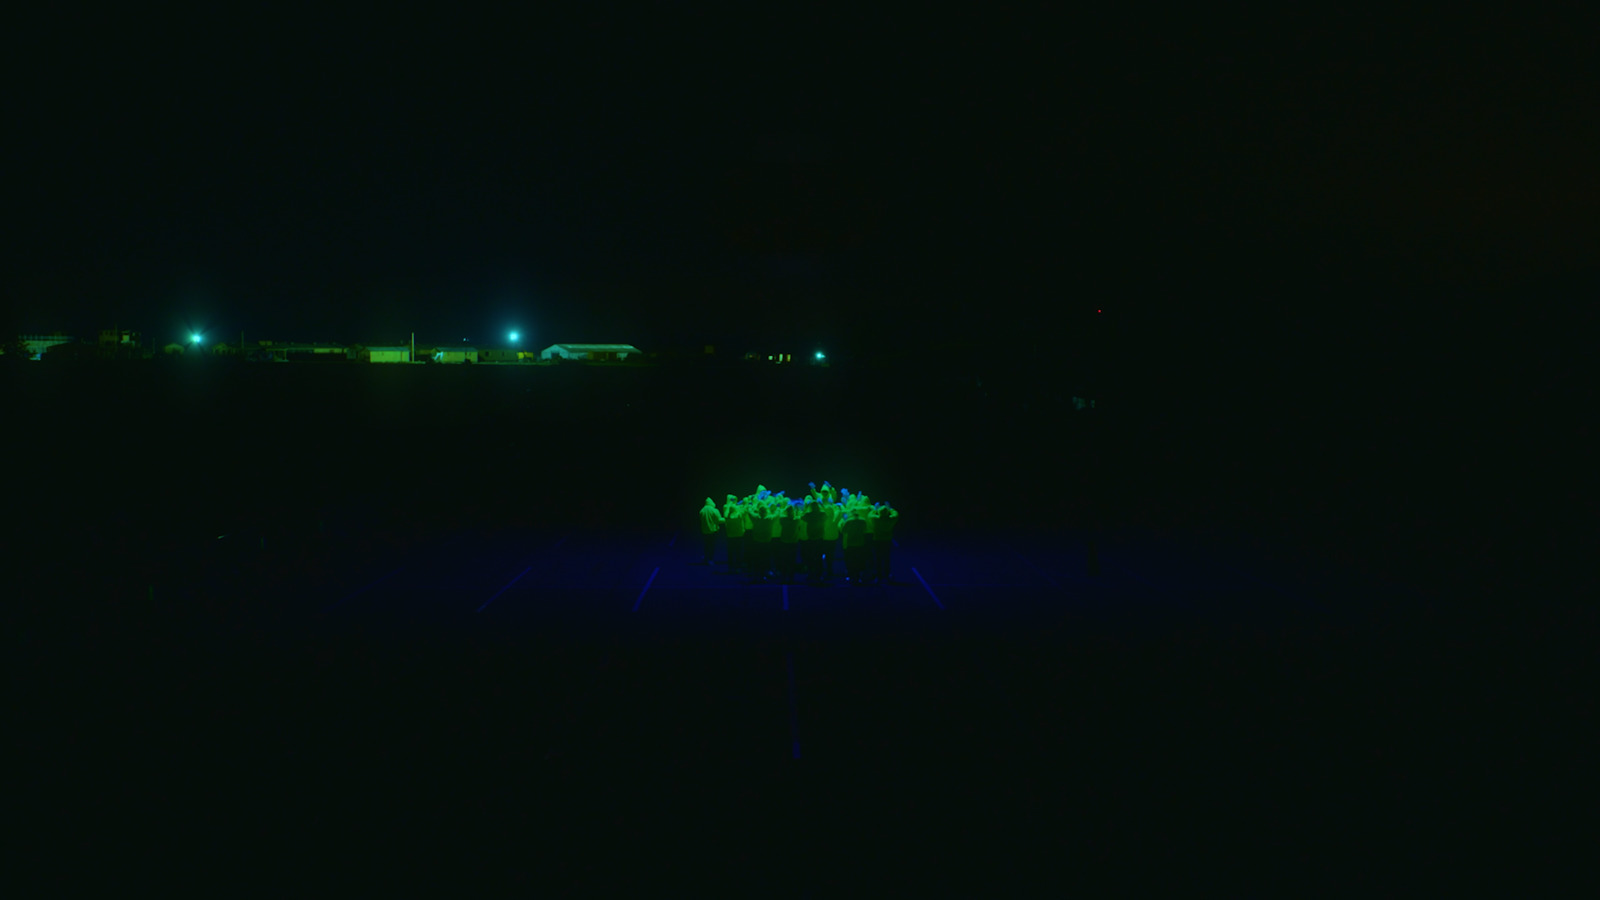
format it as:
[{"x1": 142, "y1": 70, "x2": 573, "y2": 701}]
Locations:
[
  {"x1": 508, "y1": 331, "x2": 519, "y2": 343},
  {"x1": 815, "y1": 351, "x2": 825, "y2": 360},
  {"x1": 190, "y1": 333, "x2": 203, "y2": 344}
]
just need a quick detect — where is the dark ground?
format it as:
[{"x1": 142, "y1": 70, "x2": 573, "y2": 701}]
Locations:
[{"x1": 8, "y1": 357, "x2": 1591, "y2": 892}]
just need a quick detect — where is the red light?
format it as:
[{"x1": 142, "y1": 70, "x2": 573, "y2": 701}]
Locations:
[{"x1": 1097, "y1": 309, "x2": 1102, "y2": 313}]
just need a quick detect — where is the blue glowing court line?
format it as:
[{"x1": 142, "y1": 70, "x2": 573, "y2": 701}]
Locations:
[
  {"x1": 786, "y1": 651, "x2": 801, "y2": 760},
  {"x1": 478, "y1": 566, "x2": 533, "y2": 612},
  {"x1": 666, "y1": 533, "x2": 676, "y2": 548},
  {"x1": 631, "y1": 567, "x2": 660, "y2": 612},
  {"x1": 911, "y1": 568, "x2": 945, "y2": 609},
  {"x1": 782, "y1": 584, "x2": 788, "y2": 611},
  {"x1": 475, "y1": 537, "x2": 566, "y2": 613}
]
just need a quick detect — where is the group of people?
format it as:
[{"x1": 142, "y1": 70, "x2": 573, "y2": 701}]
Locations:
[{"x1": 698, "y1": 482, "x2": 899, "y2": 585}]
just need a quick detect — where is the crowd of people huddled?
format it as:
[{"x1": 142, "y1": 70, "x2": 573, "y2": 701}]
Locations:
[{"x1": 698, "y1": 482, "x2": 898, "y2": 584}]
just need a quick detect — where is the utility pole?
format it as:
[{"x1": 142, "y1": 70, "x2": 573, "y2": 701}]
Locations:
[{"x1": 411, "y1": 332, "x2": 415, "y2": 363}]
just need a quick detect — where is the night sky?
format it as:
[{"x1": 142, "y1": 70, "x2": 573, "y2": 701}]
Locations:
[{"x1": 6, "y1": 6, "x2": 1597, "y2": 360}]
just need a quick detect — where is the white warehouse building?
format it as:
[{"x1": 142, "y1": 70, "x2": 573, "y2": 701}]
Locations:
[
  {"x1": 17, "y1": 334, "x2": 77, "y2": 359},
  {"x1": 368, "y1": 346, "x2": 412, "y2": 363},
  {"x1": 538, "y1": 343, "x2": 642, "y2": 361},
  {"x1": 434, "y1": 346, "x2": 478, "y2": 364}
]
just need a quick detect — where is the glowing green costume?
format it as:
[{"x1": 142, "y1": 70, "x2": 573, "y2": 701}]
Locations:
[
  {"x1": 722, "y1": 494, "x2": 746, "y2": 570},
  {"x1": 868, "y1": 504, "x2": 897, "y2": 541},
  {"x1": 775, "y1": 502, "x2": 801, "y2": 582},
  {"x1": 698, "y1": 497, "x2": 725, "y2": 564},
  {"x1": 746, "y1": 501, "x2": 773, "y2": 580},
  {"x1": 802, "y1": 497, "x2": 828, "y2": 581}
]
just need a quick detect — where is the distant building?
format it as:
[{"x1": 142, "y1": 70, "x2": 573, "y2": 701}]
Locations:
[
  {"x1": 251, "y1": 341, "x2": 348, "y2": 362},
  {"x1": 539, "y1": 343, "x2": 642, "y2": 361},
  {"x1": 96, "y1": 329, "x2": 142, "y2": 358},
  {"x1": 368, "y1": 346, "x2": 412, "y2": 363},
  {"x1": 246, "y1": 345, "x2": 285, "y2": 363},
  {"x1": 434, "y1": 346, "x2": 479, "y2": 364},
  {"x1": 479, "y1": 348, "x2": 520, "y2": 363},
  {"x1": 19, "y1": 333, "x2": 75, "y2": 360}
]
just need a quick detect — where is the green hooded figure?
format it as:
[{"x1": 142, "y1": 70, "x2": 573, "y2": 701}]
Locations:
[
  {"x1": 745, "y1": 497, "x2": 773, "y2": 581},
  {"x1": 775, "y1": 500, "x2": 802, "y2": 583},
  {"x1": 722, "y1": 494, "x2": 746, "y2": 571},
  {"x1": 821, "y1": 500, "x2": 844, "y2": 577},
  {"x1": 698, "y1": 497, "x2": 725, "y2": 564},
  {"x1": 802, "y1": 495, "x2": 829, "y2": 582}
]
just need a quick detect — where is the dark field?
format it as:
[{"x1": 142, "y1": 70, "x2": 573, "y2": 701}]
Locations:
[{"x1": 9, "y1": 360, "x2": 1589, "y2": 891}]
